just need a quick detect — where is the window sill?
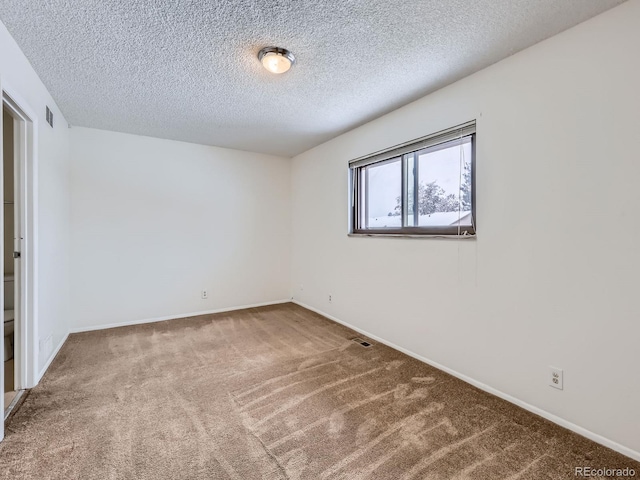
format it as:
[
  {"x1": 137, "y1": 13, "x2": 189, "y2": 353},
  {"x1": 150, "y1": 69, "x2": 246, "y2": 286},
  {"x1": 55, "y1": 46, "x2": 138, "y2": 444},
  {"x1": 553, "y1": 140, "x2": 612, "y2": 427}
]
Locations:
[{"x1": 348, "y1": 232, "x2": 476, "y2": 239}]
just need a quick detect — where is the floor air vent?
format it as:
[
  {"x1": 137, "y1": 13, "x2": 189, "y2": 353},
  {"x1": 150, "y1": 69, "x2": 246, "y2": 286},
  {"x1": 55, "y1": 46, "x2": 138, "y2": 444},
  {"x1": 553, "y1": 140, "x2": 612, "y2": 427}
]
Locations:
[{"x1": 351, "y1": 337, "x2": 373, "y2": 347}]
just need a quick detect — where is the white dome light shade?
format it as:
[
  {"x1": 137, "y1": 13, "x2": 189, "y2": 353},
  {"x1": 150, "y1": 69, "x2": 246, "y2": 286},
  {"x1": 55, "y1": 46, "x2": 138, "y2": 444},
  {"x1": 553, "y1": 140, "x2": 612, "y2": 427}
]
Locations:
[{"x1": 258, "y1": 47, "x2": 295, "y2": 74}]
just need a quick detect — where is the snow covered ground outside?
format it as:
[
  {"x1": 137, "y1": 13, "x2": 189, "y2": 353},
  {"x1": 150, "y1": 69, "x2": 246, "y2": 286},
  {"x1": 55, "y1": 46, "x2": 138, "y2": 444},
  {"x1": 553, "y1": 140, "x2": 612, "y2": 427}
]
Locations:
[{"x1": 367, "y1": 211, "x2": 472, "y2": 228}]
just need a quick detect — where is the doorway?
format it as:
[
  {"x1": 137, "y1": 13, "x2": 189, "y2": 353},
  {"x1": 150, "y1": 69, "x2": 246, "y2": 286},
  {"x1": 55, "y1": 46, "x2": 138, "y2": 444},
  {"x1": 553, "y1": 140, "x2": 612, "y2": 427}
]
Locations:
[
  {"x1": 1, "y1": 88, "x2": 36, "y2": 430},
  {"x1": 3, "y1": 105, "x2": 20, "y2": 415}
]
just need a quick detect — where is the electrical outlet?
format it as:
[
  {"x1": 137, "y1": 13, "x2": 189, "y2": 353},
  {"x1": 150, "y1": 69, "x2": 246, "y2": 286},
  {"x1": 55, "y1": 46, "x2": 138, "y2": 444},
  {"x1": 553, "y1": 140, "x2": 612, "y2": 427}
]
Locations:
[
  {"x1": 201, "y1": 290, "x2": 208, "y2": 299},
  {"x1": 328, "y1": 294, "x2": 332, "y2": 303},
  {"x1": 549, "y1": 366, "x2": 563, "y2": 390}
]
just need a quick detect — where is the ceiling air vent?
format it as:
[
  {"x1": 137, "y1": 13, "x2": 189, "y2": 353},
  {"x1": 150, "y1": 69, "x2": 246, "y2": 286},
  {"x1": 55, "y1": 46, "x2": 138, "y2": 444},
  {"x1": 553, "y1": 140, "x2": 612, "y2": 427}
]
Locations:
[{"x1": 46, "y1": 106, "x2": 53, "y2": 127}]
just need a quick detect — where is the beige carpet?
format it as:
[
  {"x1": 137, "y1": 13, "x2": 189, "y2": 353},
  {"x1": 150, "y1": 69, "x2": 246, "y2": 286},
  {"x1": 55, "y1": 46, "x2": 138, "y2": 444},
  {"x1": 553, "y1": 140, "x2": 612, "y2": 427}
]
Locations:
[{"x1": 0, "y1": 303, "x2": 637, "y2": 479}]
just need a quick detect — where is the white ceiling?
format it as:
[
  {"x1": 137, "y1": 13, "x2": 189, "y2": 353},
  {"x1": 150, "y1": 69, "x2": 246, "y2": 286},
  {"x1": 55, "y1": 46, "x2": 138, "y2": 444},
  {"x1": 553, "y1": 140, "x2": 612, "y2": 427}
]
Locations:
[{"x1": 0, "y1": 0, "x2": 626, "y2": 157}]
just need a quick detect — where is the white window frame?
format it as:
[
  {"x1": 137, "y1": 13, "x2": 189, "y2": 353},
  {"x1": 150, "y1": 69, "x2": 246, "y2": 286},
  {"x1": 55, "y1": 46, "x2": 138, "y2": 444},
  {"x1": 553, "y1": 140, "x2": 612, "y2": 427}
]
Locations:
[{"x1": 349, "y1": 121, "x2": 476, "y2": 237}]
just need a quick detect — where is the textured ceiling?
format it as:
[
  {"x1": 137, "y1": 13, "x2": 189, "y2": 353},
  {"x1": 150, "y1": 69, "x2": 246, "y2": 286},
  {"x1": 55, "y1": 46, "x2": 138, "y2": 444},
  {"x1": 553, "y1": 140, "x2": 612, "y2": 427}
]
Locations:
[{"x1": 0, "y1": 0, "x2": 626, "y2": 157}]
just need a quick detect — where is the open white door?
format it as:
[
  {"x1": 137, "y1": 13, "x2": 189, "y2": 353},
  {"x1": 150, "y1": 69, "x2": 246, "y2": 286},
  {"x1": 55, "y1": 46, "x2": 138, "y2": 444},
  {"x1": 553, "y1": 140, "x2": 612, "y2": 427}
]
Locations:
[{"x1": 0, "y1": 85, "x2": 38, "y2": 436}]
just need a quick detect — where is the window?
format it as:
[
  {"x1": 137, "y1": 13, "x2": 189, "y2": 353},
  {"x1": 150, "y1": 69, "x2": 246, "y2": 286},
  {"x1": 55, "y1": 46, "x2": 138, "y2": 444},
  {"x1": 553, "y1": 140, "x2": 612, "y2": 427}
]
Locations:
[{"x1": 349, "y1": 121, "x2": 476, "y2": 237}]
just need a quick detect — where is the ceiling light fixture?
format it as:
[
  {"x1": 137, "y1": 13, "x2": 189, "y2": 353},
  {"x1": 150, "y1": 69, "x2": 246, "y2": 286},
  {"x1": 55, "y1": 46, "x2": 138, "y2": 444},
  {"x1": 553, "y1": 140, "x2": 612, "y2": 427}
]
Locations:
[{"x1": 258, "y1": 47, "x2": 295, "y2": 74}]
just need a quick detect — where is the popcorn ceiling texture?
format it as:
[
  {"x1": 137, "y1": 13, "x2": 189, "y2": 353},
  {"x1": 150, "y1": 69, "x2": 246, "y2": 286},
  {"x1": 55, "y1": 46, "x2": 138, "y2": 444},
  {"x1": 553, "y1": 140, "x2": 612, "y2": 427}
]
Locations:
[{"x1": 0, "y1": 0, "x2": 625, "y2": 156}]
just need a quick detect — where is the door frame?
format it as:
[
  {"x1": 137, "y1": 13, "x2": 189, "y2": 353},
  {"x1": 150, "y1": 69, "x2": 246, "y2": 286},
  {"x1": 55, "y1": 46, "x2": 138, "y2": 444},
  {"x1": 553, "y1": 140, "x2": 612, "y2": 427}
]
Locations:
[{"x1": 1, "y1": 77, "x2": 39, "y2": 438}]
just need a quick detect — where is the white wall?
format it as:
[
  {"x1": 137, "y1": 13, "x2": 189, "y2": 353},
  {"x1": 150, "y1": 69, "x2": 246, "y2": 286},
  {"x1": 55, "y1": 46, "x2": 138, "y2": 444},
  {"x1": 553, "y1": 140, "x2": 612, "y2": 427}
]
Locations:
[
  {"x1": 291, "y1": 0, "x2": 640, "y2": 459},
  {"x1": 69, "y1": 127, "x2": 291, "y2": 330},
  {"x1": 0, "y1": 20, "x2": 71, "y2": 381}
]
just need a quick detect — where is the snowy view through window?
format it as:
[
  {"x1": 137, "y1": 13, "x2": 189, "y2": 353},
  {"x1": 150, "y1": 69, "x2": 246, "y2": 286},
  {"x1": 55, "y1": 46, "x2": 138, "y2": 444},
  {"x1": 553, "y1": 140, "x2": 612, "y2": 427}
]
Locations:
[{"x1": 365, "y1": 139, "x2": 472, "y2": 229}]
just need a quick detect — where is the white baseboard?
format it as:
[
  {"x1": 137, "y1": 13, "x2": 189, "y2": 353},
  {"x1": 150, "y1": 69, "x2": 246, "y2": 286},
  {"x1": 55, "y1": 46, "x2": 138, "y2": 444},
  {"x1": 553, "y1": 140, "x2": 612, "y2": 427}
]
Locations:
[
  {"x1": 69, "y1": 299, "x2": 291, "y2": 334},
  {"x1": 37, "y1": 332, "x2": 70, "y2": 384},
  {"x1": 292, "y1": 300, "x2": 640, "y2": 463}
]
